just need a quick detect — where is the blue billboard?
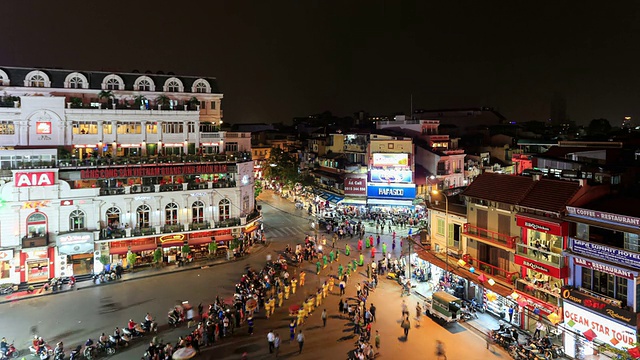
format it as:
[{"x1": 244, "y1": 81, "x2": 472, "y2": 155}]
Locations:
[{"x1": 367, "y1": 183, "x2": 416, "y2": 199}]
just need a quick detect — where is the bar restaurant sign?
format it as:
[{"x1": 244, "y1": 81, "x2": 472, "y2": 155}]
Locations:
[{"x1": 561, "y1": 286, "x2": 637, "y2": 326}]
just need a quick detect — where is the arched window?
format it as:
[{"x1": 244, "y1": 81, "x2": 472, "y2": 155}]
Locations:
[
  {"x1": 218, "y1": 199, "x2": 230, "y2": 222},
  {"x1": 102, "y1": 74, "x2": 124, "y2": 90},
  {"x1": 165, "y1": 203, "x2": 178, "y2": 225},
  {"x1": 192, "y1": 79, "x2": 211, "y2": 93},
  {"x1": 192, "y1": 201, "x2": 205, "y2": 224},
  {"x1": 26, "y1": 212, "x2": 47, "y2": 238},
  {"x1": 69, "y1": 210, "x2": 86, "y2": 230},
  {"x1": 134, "y1": 76, "x2": 155, "y2": 91},
  {"x1": 64, "y1": 72, "x2": 88, "y2": 89},
  {"x1": 0, "y1": 69, "x2": 9, "y2": 86},
  {"x1": 164, "y1": 77, "x2": 183, "y2": 92},
  {"x1": 106, "y1": 207, "x2": 121, "y2": 227},
  {"x1": 24, "y1": 71, "x2": 51, "y2": 87},
  {"x1": 136, "y1": 204, "x2": 151, "y2": 228}
]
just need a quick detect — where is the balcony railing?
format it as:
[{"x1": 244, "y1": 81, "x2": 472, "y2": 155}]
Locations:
[
  {"x1": 463, "y1": 223, "x2": 517, "y2": 249},
  {"x1": 215, "y1": 218, "x2": 240, "y2": 228},
  {"x1": 515, "y1": 280, "x2": 561, "y2": 307},
  {"x1": 100, "y1": 187, "x2": 126, "y2": 196},
  {"x1": 97, "y1": 181, "x2": 236, "y2": 197},
  {"x1": 132, "y1": 227, "x2": 156, "y2": 237},
  {"x1": 467, "y1": 256, "x2": 518, "y2": 282},
  {"x1": 516, "y1": 243, "x2": 563, "y2": 267},
  {"x1": 22, "y1": 233, "x2": 50, "y2": 248},
  {"x1": 162, "y1": 224, "x2": 184, "y2": 233},
  {"x1": 57, "y1": 153, "x2": 252, "y2": 169},
  {"x1": 189, "y1": 221, "x2": 211, "y2": 231},
  {"x1": 247, "y1": 209, "x2": 261, "y2": 223}
]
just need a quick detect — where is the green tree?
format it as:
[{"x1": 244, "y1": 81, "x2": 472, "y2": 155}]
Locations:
[
  {"x1": 181, "y1": 244, "x2": 191, "y2": 254},
  {"x1": 208, "y1": 241, "x2": 218, "y2": 255},
  {"x1": 126, "y1": 250, "x2": 137, "y2": 270},
  {"x1": 153, "y1": 248, "x2": 163, "y2": 264},
  {"x1": 99, "y1": 254, "x2": 110, "y2": 266},
  {"x1": 98, "y1": 90, "x2": 115, "y2": 106},
  {"x1": 264, "y1": 147, "x2": 300, "y2": 186},
  {"x1": 230, "y1": 236, "x2": 241, "y2": 250},
  {"x1": 587, "y1": 118, "x2": 612, "y2": 137},
  {"x1": 254, "y1": 179, "x2": 263, "y2": 198}
]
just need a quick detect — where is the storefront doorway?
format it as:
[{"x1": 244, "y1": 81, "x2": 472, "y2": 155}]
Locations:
[
  {"x1": 69, "y1": 254, "x2": 93, "y2": 275},
  {"x1": 27, "y1": 259, "x2": 49, "y2": 283}
]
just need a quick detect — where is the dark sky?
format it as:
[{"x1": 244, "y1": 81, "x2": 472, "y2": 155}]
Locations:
[{"x1": 2, "y1": 1, "x2": 640, "y2": 125}]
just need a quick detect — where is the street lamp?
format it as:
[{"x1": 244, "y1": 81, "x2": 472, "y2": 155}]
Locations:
[{"x1": 432, "y1": 190, "x2": 449, "y2": 275}]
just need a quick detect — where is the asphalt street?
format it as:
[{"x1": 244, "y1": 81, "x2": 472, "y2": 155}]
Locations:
[{"x1": 1, "y1": 191, "x2": 509, "y2": 360}]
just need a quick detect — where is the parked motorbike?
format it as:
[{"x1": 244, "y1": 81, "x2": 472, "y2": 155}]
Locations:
[
  {"x1": 0, "y1": 285, "x2": 14, "y2": 295},
  {"x1": 168, "y1": 311, "x2": 184, "y2": 328}
]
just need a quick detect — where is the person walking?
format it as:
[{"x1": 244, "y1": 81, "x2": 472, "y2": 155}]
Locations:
[
  {"x1": 267, "y1": 330, "x2": 275, "y2": 353},
  {"x1": 436, "y1": 340, "x2": 447, "y2": 359},
  {"x1": 415, "y1": 303, "x2": 422, "y2": 327},
  {"x1": 401, "y1": 315, "x2": 410, "y2": 338},
  {"x1": 296, "y1": 330, "x2": 305, "y2": 354},
  {"x1": 534, "y1": 319, "x2": 544, "y2": 338},
  {"x1": 370, "y1": 304, "x2": 376, "y2": 322},
  {"x1": 273, "y1": 333, "x2": 281, "y2": 357},
  {"x1": 321, "y1": 309, "x2": 327, "y2": 327},
  {"x1": 374, "y1": 330, "x2": 381, "y2": 355}
]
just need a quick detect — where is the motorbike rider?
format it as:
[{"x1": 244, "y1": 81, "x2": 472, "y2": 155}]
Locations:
[
  {"x1": 1, "y1": 337, "x2": 8, "y2": 355},
  {"x1": 113, "y1": 327, "x2": 121, "y2": 343},
  {"x1": 144, "y1": 312, "x2": 154, "y2": 329},
  {"x1": 33, "y1": 336, "x2": 46, "y2": 355},
  {"x1": 128, "y1": 319, "x2": 139, "y2": 336},
  {"x1": 98, "y1": 333, "x2": 108, "y2": 347},
  {"x1": 54, "y1": 341, "x2": 64, "y2": 357}
]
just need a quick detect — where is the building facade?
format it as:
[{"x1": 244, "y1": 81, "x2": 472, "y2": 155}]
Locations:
[{"x1": 0, "y1": 66, "x2": 257, "y2": 286}]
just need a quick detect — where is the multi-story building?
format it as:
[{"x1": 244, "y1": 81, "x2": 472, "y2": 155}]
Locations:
[
  {"x1": 0, "y1": 66, "x2": 258, "y2": 286},
  {"x1": 366, "y1": 134, "x2": 415, "y2": 208},
  {"x1": 563, "y1": 196, "x2": 640, "y2": 357}
]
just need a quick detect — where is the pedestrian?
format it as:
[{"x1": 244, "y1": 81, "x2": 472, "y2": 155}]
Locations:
[
  {"x1": 289, "y1": 320, "x2": 296, "y2": 342},
  {"x1": 401, "y1": 300, "x2": 408, "y2": 317},
  {"x1": 370, "y1": 304, "x2": 376, "y2": 322},
  {"x1": 296, "y1": 330, "x2": 305, "y2": 354},
  {"x1": 321, "y1": 309, "x2": 327, "y2": 327},
  {"x1": 508, "y1": 305, "x2": 514, "y2": 323},
  {"x1": 274, "y1": 333, "x2": 281, "y2": 357},
  {"x1": 267, "y1": 329, "x2": 275, "y2": 353},
  {"x1": 534, "y1": 319, "x2": 544, "y2": 338},
  {"x1": 415, "y1": 303, "x2": 422, "y2": 327},
  {"x1": 436, "y1": 340, "x2": 447, "y2": 359},
  {"x1": 339, "y1": 280, "x2": 346, "y2": 296},
  {"x1": 401, "y1": 315, "x2": 410, "y2": 338},
  {"x1": 247, "y1": 315, "x2": 254, "y2": 335},
  {"x1": 375, "y1": 330, "x2": 380, "y2": 354}
]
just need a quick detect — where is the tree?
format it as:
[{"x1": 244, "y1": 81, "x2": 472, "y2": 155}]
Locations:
[
  {"x1": 188, "y1": 96, "x2": 200, "y2": 110},
  {"x1": 155, "y1": 94, "x2": 170, "y2": 109},
  {"x1": 126, "y1": 250, "x2": 137, "y2": 270},
  {"x1": 69, "y1": 97, "x2": 83, "y2": 108},
  {"x1": 587, "y1": 118, "x2": 612, "y2": 137},
  {"x1": 153, "y1": 248, "x2": 163, "y2": 264},
  {"x1": 98, "y1": 90, "x2": 115, "y2": 106},
  {"x1": 264, "y1": 147, "x2": 300, "y2": 186},
  {"x1": 208, "y1": 241, "x2": 218, "y2": 255},
  {"x1": 230, "y1": 236, "x2": 241, "y2": 250},
  {"x1": 181, "y1": 244, "x2": 191, "y2": 254},
  {"x1": 254, "y1": 179, "x2": 263, "y2": 198},
  {"x1": 99, "y1": 254, "x2": 110, "y2": 266}
]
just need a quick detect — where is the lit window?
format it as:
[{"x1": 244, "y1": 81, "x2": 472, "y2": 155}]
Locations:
[
  {"x1": 218, "y1": 199, "x2": 230, "y2": 222},
  {"x1": 192, "y1": 201, "x2": 205, "y2": 223},
  {"x1": 69, "y1": 210, "x2": 86, "y2": 230},
  {"x1": 68, "y1": 77, "x2": 84, "y2": 89},
  {"x1": 165, "y1": 203, "x2": 178, "y2": 225},
  {"x1": 30, "y1": 74, "x2": 46, "y2": 87},
  {"x1": 137, "y1": 204, "x2": 151, "y2": 228}
]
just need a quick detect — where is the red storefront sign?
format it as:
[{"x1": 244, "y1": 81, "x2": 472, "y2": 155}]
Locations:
[
  {"x1": 515, "y1": 214, "x2": 566, "y2": 236},
  {"x1": 515, "y1": 290, "x2": 557, "y2": 315},
  {"x1": 344, "y1": 176, "x2": 367, "y2": 196},
  {"x1": 515, "y1": 255, "x2": 567, "y2": 278},
  {"x1": 14, "y1": 171, "x2": 55, "y2": 187}
]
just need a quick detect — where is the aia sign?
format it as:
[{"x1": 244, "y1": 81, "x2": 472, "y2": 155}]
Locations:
[{"x1": 14, "y1": 172, "x2": 55, "y2": 187}]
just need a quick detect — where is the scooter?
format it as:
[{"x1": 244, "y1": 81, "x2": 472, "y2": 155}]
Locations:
[
  {"x1": 168, "y1": 311, "x2": 183, "y2": 327},
  {"x1": 122, "y1": 324, "x2": 145, "y2": 338},
  {"x1": 68, "y1": 345, "x2": 81, "y2": 360},
  {"x1": 29, "y1": 344, "x2": 54, "y2": 357},
  {"x1": 141, "y1": 319, "x2": 158, "y2": 333},
  {"x1": 108, "y1": 334, "x2": 129, "y2": 348},
  {"x1": 94, "y1": 340, "x2": 116, "y2": 356},
  {"x1": 1, "y1": 340, "x2": 19, "y2": 358}
]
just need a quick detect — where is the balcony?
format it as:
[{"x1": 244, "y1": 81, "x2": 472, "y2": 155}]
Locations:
[
  {"x1": 57, "y1": 152, "x2": 252, "y2": 169},
  {"x1": 132, "y1": 227, "x2": 156, "y2": 237},
  {"x1": 22, "y1": 234, "x2": 50, "y2": 248},
  {"x1": 100, "y1": 187, "x2": 127, "y2": 196},
  {"x1": 162, "y1": 224, "x2": 184, "y2": 234},
  {"x1": 463, "y1": 223, "x2": 517, "y2": 250},
  {"x1": 515, "y1": 279, "x2": 561, "y2": 307},
  {"x1": 516, "y1": 243, "x2": 563, "y2": 267},
  {"x1": 215, "y1": 218, "x2": 241, "y2": 228},
  {"x1": 247, "y1": 209, "x2": 261, "y2": 223},
  {"x1": 467, "y1": 256, "x2": 518, "y2": 283},
  {"x1": 189, "y1": 221, "x2": 211, "y2": 231}
]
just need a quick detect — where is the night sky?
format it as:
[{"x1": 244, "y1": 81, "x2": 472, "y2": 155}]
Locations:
[{"x1": 2, "y1": 1, "x2": 640, "y2": 125}]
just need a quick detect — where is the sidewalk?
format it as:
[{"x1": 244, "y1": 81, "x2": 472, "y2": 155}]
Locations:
[{"x1": 0, "y1": 242, "x2": 269, "y2": 305}]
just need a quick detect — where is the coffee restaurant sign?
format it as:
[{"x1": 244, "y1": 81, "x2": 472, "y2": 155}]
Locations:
[
  {"x1": 561, "y1": 286, "x2": 637, "y2": 326},
  {"x1": 566, "y1": 206, "x2": 640, "y2": 227}
]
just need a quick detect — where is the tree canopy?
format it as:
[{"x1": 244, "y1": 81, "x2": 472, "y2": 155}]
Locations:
[{"x1": 264, "y1": 147, "x2": 300, "y2": 185}]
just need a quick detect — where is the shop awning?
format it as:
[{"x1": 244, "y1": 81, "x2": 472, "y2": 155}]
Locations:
[
  {"x1": 160, "y1": 240, "x2": 184, "y2": 248},
  {"x1": 243, "y1": 225, "x2": 259, "y2": 233},
  {"x1": 339, "y1": 198, "x2": 367, "y2": 205},
  {"x1": 318, "y1": 190, "x2": 344, "y2": 204},
  {"x1": 109, "y1": 243, "x2": 157, "y2": 255},
  {"x1": 367, "y1": 198, "x2": 414, "y2": 207},
  {"x1": 213, "y1": 234, "x2": 234, "y2": 242},
  {"x1": 188, "y1": 237, "x2": 212, "y2": 246}
]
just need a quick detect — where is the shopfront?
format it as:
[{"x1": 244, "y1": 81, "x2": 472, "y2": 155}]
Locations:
[
  {"x1": 562, "y1": 300, "x2": 637, "y2": 358},
  {"x1": 56, "y1": 232, "x2": 95, "y2": 277},
  {"x1": 0, "y1": 250, "x2": 17, "y2": 284},
  {"x1": 20, "y1": 247, "x2": 55, "y2": 283},
  {"x1": 512, "y1": 289, "x2": 559, "y2": 333},
  {"x1": 366, "y1": 183, "x2": 416, "y2": 208},
  {"x1": 108, "y1": 238, "x2": 157, "y2": 267},
  {"x1": 515, "y1": 214, "x2": 568, "y2": 270},
  {"x1": 188, "y1": 230, "x2": 214, "y2": 259}
]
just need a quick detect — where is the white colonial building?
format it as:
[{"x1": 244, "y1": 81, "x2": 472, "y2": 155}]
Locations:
[{"x1": 0, "y1": 66, "x2": 257, "y2": 286}]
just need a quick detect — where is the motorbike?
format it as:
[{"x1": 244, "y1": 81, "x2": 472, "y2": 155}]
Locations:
[
  {"x1": 0, "y1": 285, "x2": 14, "y2": 295},
  {"x1": 53, "y1": 346, "x2": 64, "y2": 360},
  {"x1": 29, "y1": 343, "x2": 54, "y2": 357},
  {"x1": 1, "y1": 340, "x2": 19, "y2": 358},
  {"x1": 108, "y1": 334, "x2": 129, "y2": 348},
  {"x1": 168, "y1": 311, "x2": 184, "y2": 327},
  {"x1": 122, "y1": 324, "x2": 145, "y2": 338},
  {"x1": 141, "y1": 319, "x2": 158, "y2": 333},
  {"x1": 69, "y1": 345, "x2": 82, "y2": 360},
  {"x1": 94, "y1": 340, "x2": 116, "y2": 356}
]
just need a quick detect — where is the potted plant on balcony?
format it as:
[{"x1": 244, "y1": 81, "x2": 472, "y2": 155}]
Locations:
[
  {"x1": 98, "y1": 90, "x2": 115, "y2": 107},
  {"x1": 510, "y1": 273, "x2": 520, "y2": 285},
  {"x1": 70, "y1": 97, "x2": 83, "y2": 108},
  {"x1": 187, "y1": 96, "x2": 199, "y2": 110},
  {"x1": 155, "y1": 94, "x2": 170, "y2": 109},
  {"x1": 134, "y1": 95, "x2": 147, "y2": 109}
]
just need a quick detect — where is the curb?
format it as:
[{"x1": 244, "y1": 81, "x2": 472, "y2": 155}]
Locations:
[{"x1": 0, "y1": 242, "x2": 271, "y2": 305}]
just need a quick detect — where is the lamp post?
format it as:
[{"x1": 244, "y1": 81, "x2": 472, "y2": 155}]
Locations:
[{"x1": 432, "y1": 190, "x2": 449, "y2": 275}]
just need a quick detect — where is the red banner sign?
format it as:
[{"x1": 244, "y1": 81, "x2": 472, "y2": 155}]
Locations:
[
  {"x1": 515, "y1": 290, "x2": 557, "y2": 315},
  {"x1": 516, "y1": 215, "x2": 565, "y2": 236},
  {"x1": 80, "y1": 164, "x2": 228, "y2": 180},
  {"x1": 14, "y1": 171, "x2": 55, "y2": 187},
  {"x1": 515, "y1": 255, "x2": 565, "y2": 278},
  {"x1": 344, "y1": 176, "x2": 367, "y2": 196}
]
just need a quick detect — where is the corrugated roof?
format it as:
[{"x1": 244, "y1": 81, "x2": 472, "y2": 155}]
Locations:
[
  {"x1": 462, "y1": 173, "x2": 582, "y2": 212},
  {"x1": 519, "y1": 179, "x2": 580, "y2": 213},
  {"x1": 462, "y1": 173, "x2": 534, "y2": 205}
]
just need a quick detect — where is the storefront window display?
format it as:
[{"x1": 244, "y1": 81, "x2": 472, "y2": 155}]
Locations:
[
  {"x1": 27, "y1": 259, "x2": 49, "y2": 283},
  {"x1": 0, "y1": 250, "x2": 13, "y2": 279},
  {"x1": 516, "y1": 269, "x2": 562, "y2": 306}
]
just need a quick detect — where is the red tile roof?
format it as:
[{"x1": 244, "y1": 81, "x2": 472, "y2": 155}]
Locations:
[
  {"x1": 462, "y1": 173, "x2": 581, "y2": 212},
  {"x1": 462, "y1": 173, "x2": 534, "y2": 205},
  {"x1": 519, "y1": 179, "x2": 580, "y2": 213}
]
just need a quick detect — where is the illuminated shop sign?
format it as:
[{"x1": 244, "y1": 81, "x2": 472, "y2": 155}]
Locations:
[
  {"x1": 514, "y1": 255, "x2": 565, "y2": 278},
  {"x1": 370, "y1": 169, "x2": 412, "y2": 183},
  {"x1": 159, "y1": 234, "x2": 185, "y2": 243},
  {"x1": 36, "y1": 122, "x2": 52, "y2": 134},
  {"x1": 14, "y1": 171, "x2": 55, "y2": 187},
  {"x1": 23, "y1": 201, "x2": 51, "y2": 209},
  {"x1": 372, "y1": 153, "x2": 409, "y2": 167},
  {"x1": 515, "y1": 214, "x2": 566, "y2": 236},
  {"x1": 58, "y1": 233, "x2": 93, "y2": 245},
  {"x1": 570, "y1": 238, "x2": 640, "y2": 270},
  {"x1": 344, "y1": 176, "x2": 367, "y2": 196},
  {"x1": 566, "y1": 206, "x2": 640, "y2": 227},
  {"x1": 573, "y1": 258, "x2": 636, "y2": 279},
  {"x1": 80, "y1": 164, "x2": 228, "y2": 179},
  {"x1": 562, "y1": 287, "x2": 637, "y2": 326},
  {"x1": 366, "y1": 183, "x2": 416, "y2": 199}
]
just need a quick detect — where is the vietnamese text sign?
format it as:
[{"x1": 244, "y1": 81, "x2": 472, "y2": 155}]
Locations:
[
  {"x1": 372, "y1": 153, "x2": 409, "y2": 167},
  {"x1": 570, "y1": 238, "x2": 640, "y2": 270},
  {"x1": 344, "y1": 176, "x2": 367, "y2": 196},
  {"x1": 370, "y1": 169, "x2": 412, "y2": 183},
  {"x1": 80, "y1": 164, "x2": 228, "y2": 179},
  {"x1": 366, "y1": 183, "x2": 416, "y2": 199},
  {"x1": 563, "y1": 301, "x2": 637, "y2": 349}
]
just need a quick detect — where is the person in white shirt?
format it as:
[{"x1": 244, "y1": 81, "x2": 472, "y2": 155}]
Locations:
[{"x1": 267, "y1": 330, "x2": 275, "y2": 353}]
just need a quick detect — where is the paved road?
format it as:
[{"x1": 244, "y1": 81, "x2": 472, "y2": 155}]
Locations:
[{"x1": 2, "y1": 191, "x2": 508, "y2": 360}]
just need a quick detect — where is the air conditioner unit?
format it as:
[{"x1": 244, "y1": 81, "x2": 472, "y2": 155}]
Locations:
[{"x1": 232, "y1": 228, "x2": 241, "y2": 235}]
